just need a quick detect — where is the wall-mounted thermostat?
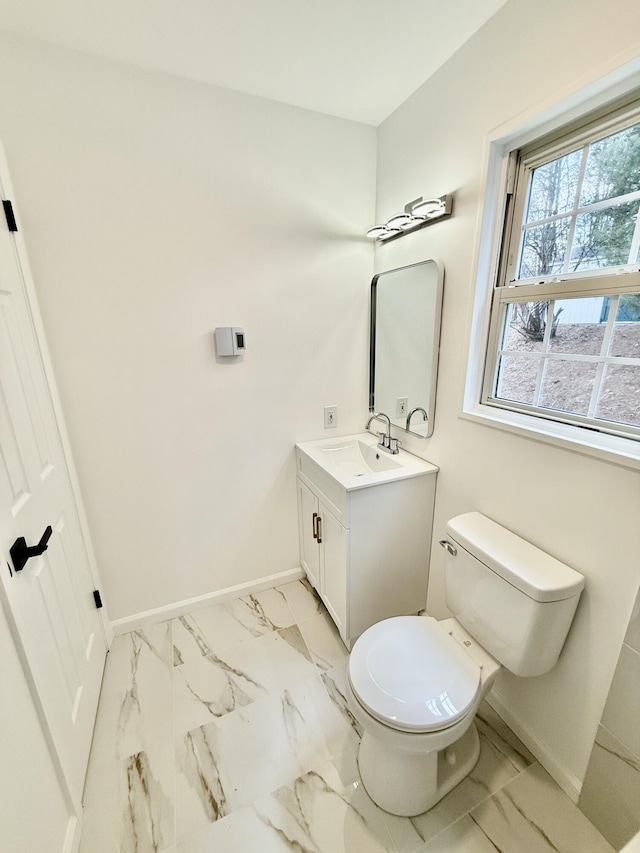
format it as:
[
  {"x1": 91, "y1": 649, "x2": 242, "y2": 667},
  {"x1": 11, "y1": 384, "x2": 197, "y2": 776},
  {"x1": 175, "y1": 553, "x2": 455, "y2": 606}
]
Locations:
[{"x1": 214, "y1": 327, "x2": 246, "y2": 357}]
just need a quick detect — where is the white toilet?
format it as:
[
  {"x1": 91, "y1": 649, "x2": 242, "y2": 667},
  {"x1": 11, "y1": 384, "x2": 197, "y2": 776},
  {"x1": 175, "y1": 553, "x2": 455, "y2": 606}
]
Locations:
[{"x1": 346, "y1": 511, "x2": 585, "y2": 817}]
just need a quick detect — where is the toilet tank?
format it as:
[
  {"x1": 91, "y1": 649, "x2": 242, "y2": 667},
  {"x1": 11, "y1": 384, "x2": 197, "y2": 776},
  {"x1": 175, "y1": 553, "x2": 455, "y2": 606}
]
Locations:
[{"x1": 443, "y1": 512, "x2": 585, "y2": 677}]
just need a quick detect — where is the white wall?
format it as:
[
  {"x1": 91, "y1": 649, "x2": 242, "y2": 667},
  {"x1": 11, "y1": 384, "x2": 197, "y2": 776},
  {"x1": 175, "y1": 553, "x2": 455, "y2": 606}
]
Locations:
[
  {"x1": 375, "y1": 0, "x2": 640, "y2": 794},
  {"x1": 0, "y1": 32, "x2": 376, "y2": 620}
]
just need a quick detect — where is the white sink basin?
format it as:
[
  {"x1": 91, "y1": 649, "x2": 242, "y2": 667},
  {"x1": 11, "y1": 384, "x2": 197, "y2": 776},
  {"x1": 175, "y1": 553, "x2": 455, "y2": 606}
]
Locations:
[
  {"x1": 320, "y1": 438, "x2": 401, "y2": 476},
  {"x1": 296, "y1": 432, "x2": 437, "y2": 491}
]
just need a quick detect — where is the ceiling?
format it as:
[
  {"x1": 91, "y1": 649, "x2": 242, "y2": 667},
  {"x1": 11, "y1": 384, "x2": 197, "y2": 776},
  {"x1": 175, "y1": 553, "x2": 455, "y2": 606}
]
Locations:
[{"x1": 0, "y1": 0, "x2": 508, "y2": 125}]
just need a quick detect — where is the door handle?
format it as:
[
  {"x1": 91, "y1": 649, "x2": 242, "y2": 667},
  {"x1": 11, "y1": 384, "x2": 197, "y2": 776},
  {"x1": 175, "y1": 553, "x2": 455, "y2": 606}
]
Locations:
[
  {"x1": 312, "y1": 512, "x2": 318, "y2": 540},
  {"x1": 316, "y1": 516, "x2": 322, "y2": 544},
  {"x1": 10, "y1": 526, "x2": 53, "y2": 572}
]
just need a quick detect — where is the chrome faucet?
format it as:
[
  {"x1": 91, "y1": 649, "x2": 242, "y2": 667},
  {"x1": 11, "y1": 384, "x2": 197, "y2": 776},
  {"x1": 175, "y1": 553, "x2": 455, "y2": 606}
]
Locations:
[
  {"x1": 406, "y1": 407, "x2": 428, "y2": 432},
  {"x1": 365, "y1": 412, "x2": 400, "y2": 454}
]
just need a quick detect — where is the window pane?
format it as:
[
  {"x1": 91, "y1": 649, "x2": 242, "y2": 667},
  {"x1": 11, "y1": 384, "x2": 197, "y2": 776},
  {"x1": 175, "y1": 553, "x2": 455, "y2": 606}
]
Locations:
[
  {"x1": 548, "y1": 297, "x2": 607, "y2": 354},
  {"x1": 504, "y1": 300, "x2": 561, "y2": 347},
  {"x1": 526, "y1": 150, "x2": 582, "y2": 222},
  {"x1": 570, "y1": 200, "x2": 640, "y2": 271},
  {"x1": 609, "y1": 322, "x2": 640, "y2": 357},
  {"x1": 615, "y1": 293, "x2": 640, "y2": 321},
  {"x1": 496, "y1": 354, "x2": 539, "y2": 404},
  {"x1": 538, "y1": 360, "x2": 598, "y2": 416},
  {"x1": 580, "y1": 123, "x2": 640, "y2": 206},
  {"x1": 519, "y1": 218, "x2": 570, "y2": 278},
  {"x1": 596, "y1": 364, "x2": 640, "y2": 426},
  {"x1": 501, "y1": 303, "x2": 544, "y2": 351}
]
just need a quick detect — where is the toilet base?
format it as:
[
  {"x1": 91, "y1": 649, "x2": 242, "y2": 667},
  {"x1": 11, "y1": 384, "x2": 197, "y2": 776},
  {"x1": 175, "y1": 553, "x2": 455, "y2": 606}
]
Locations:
[{"x1": 357, "y1": 722, "x2": 480, "y2": 817}]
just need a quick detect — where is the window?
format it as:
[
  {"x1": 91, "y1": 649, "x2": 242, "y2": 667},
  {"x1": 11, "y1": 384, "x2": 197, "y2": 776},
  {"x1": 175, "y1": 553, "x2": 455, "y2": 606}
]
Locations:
[{"x1": 482, "y1": 97, "x2": 640, "y2": 443}]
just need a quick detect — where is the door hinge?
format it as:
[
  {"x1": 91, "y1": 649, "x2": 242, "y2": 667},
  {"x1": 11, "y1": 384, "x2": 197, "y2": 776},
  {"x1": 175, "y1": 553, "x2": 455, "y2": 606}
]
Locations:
[
  {"x1": 93, "y1": 589, "x2": 103, "y2": 609},
  {"x1": 3, "y1": 199, "x2": 18, "y2": 232}
]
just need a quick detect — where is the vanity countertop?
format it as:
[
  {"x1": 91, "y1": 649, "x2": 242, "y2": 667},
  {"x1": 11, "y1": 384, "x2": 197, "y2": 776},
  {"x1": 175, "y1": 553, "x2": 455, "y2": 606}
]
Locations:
[{"x1": 296, "y1": 432, "x2": 438, "y2": 492}]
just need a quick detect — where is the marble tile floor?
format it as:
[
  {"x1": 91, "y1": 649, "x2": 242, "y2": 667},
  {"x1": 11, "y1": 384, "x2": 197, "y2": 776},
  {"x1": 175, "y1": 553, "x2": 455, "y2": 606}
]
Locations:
[{"x1": 79, "y1": 578, "x2": 615, "y2": 853}]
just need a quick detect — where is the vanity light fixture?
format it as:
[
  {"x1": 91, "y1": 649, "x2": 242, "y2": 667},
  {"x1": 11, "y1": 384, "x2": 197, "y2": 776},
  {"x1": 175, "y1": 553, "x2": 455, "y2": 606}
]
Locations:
[
  {"x1": 365, "y1": 224, "x2": 402, "y2": 239},
  {"x1": 365, "y1": 194, "x2": 453, "y2": 243}
]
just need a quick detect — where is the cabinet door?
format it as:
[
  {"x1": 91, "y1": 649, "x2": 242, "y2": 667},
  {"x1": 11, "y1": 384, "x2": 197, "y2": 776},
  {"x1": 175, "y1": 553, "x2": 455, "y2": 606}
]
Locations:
[
  {"x1": 318, "y1": 502, "x2": 348, "y2": 639},
  {"x1": 297, "y1": 479, "x2": 320, "y2": 590}
]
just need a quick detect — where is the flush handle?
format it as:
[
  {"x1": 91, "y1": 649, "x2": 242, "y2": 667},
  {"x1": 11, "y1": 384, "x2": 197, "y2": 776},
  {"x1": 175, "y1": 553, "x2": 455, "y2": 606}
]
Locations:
[
  {"x1": 439, "y1": 539, "x2": 457, "y2": 557},
  {"x1": 10, "y1": 526, "x2": 53, "y2": 572}
]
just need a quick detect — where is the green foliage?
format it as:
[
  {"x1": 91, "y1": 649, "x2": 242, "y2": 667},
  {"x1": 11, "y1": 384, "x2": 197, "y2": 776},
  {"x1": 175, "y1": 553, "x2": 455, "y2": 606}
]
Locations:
[{"x1": 519, "y1": 121, "x2": 640, "y2": 277}]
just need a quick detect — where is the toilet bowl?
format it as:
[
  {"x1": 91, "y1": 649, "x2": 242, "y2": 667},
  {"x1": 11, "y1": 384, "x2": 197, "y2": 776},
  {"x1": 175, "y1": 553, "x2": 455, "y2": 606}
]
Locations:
[
  {"x1": 346, "y1": 615, "x2": 500, "y2": 816},
  {"x1": 346, "y1": 511, "x2": 585, "y2": 817}
]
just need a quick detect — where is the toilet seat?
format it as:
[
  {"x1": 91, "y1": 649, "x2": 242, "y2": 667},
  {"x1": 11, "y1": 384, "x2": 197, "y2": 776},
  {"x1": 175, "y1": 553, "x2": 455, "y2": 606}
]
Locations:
[{"x1": 348, "y1": 616, "x2": 481, "y2": 733}]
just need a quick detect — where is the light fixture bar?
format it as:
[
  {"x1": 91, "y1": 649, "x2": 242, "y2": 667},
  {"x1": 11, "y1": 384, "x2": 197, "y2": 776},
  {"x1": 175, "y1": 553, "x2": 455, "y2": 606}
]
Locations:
[{"x1": 365, "y1": 194, "x2": 453, "y2": 243}]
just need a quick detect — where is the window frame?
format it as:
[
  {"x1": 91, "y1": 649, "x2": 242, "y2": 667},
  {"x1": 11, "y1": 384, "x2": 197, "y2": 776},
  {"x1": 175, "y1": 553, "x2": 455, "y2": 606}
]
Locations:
[
  {"x1": 462, "y1": 63, "x2": 640, "y2": 469},
  {"x1": 463, "y1": 84, "x2": 640, "y2": 459}
]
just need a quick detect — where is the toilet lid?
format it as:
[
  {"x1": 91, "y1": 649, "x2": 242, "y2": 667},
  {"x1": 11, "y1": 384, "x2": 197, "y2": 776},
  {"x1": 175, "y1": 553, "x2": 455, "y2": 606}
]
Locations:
[{"x1": 348, "y1": 616, "x2": 481, "y2": 733}]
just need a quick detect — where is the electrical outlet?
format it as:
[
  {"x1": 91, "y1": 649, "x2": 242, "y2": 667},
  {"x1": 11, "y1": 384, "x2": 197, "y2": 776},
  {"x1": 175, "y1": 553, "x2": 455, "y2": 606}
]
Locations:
[
  {"x1": 396, "y1": 397, "x2": 408, "y2": 418},
  {"x1": 324, "y1": 405, "x2": 337, "y2": 429}
]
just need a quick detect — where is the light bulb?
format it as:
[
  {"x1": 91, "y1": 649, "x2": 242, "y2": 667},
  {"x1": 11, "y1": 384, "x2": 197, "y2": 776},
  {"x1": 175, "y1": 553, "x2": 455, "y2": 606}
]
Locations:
[
  {"x1": 365, "y1": 224, "x2": 401, "y2": 240},
  {"x1": 411, "y1": 198, "x2": 445, "y2": 218},
  {"x1": 386, "y1": 213, "x2": 416, "y2": 230},
  {"x1": 365, "y1": 225, "x2": 389, "y2": 239}
]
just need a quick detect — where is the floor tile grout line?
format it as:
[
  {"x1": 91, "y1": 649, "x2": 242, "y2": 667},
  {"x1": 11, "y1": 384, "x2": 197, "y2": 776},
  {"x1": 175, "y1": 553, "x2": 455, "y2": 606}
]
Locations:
[
  {"x1": 597, "y1": 719, "x2": 640, "y2": 764},
  {"x1": 169, "y1": 587, "x2": 332, "y2": 838},
  {"x1": 417, "y1": 811, "x2": 474, "y2": 852}
]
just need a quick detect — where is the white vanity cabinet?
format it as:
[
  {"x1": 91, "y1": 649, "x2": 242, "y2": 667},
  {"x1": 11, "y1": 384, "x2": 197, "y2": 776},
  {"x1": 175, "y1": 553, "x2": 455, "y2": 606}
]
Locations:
[
  {"x1": 296, "y1": 434, "x2": 438, "y2": 649},
  {"x1": 297, "y1": 478, "x2": 348, "y2": 637}
]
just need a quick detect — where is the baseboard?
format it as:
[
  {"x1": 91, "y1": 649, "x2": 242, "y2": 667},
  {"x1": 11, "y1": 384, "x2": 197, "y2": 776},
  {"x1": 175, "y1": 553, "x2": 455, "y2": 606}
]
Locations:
[
  {"x1": 110, "y1": 567, "x2": 305, "y2": 636},
  {"x1": 487, "y1": 691, "x2": 583, "y2": 803}
]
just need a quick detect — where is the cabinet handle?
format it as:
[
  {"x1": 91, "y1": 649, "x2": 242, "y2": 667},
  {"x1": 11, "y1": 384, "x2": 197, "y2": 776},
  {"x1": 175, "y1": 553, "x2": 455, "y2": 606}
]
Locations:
[
  {"x1": 312, "y1": 512, "x2": 318, "y2": 540},
  {"x1": 316, "y1": 516, "x2": 323, "y2": 544}
]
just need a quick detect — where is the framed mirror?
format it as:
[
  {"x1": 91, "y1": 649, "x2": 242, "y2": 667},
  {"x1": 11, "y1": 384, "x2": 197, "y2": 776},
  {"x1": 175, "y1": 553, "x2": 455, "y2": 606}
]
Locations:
[{"x1": 369, "y1": 259, "x2": 444, "y2": 438}]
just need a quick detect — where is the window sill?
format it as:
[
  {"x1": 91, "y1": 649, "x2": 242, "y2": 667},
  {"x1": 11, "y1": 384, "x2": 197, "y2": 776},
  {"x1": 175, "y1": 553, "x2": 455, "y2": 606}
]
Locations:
[{"x1": 460, "y1": 400, "x2": 640, "y2": 470}]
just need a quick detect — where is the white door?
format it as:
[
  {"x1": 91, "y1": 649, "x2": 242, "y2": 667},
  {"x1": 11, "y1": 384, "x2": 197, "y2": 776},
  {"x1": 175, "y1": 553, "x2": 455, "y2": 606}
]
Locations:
[
  {"x1": 1, "y1": 602, "x2": 81, "y2": 853},
  {"x1": 0, "y1": 156, "x2": 107, "y2": 807}
]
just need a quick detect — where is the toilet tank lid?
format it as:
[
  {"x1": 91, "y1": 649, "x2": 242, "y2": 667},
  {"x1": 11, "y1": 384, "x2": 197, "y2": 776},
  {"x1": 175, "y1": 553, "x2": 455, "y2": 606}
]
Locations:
[{"x1": 446, "y1": 512, "x2": 585, "y2": 603}]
